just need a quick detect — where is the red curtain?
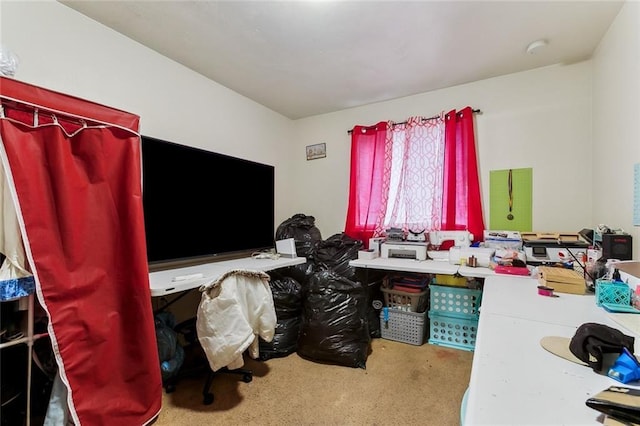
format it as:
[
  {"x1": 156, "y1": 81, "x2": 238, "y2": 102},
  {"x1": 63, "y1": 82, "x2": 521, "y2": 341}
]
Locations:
[
  {"x1": 442, "y1": 106, "x2": 485, "y2": 242},
  {"x1": 0, "y1": 77, "x2": 161, "y2": 425},
  {"x1": 344, "y1": 122, "x2": 388, "y2": 246}
]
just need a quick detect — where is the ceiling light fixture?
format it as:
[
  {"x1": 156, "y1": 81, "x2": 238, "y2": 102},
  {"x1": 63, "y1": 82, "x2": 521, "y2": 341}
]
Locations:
[{"x1": 526, "y1": 39, "x2": 548, "y2": 54}]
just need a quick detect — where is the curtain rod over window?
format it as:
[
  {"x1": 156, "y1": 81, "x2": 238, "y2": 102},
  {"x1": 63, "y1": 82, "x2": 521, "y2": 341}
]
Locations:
[{"x1": 347, "y1": 108, "x2": 481, "y2": 134}]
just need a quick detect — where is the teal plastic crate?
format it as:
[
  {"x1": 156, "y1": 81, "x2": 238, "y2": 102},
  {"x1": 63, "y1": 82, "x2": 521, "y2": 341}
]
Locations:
[
  {"x1": 430, "y1": 284, "x2": 482, "y2": 318},
  {"x1": 595, "y1": 279, "x2": 631, "y2": 307},
  {"x1": 428, "y1": 311, "x2": 478, "y2": 351}
]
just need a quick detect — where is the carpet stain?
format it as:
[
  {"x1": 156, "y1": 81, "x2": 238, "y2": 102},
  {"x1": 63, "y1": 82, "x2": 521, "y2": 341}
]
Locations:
[{"x1": 435, "y1": 348, "x2": 457, "y2": 360}]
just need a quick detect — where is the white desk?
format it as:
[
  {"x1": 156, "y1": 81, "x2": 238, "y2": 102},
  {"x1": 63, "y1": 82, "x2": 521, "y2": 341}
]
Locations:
[
  {"x1": 149, "y1": 256, "x2": 307, "y2": 296},
  {"x1": 349, "y1": 256, "x2": 533, "y2": 279},
  {"x1": 349, "y1": 257, "x2": 640, "y2": 424},
  {"x1": 477, "y1": 275, "x2": 616, "y2": 328},
  {"x1": 350, "y1": 257, "x2": 459, "y2": 274},
  {"x1": 464, "y1": 276, "x2": 640, "y2": 426}
]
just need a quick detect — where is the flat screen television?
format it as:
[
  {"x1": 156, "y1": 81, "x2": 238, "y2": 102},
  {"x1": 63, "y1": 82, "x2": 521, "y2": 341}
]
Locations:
[{"x1": 141, "y1": 136, "x2": 275, "y2": 271}]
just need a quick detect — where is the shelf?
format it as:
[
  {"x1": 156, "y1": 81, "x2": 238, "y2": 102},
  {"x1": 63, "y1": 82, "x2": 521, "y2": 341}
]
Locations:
[
  {"x1": 0, "y1": 292, "x2": 42, "y2": 426},
  {"x1": 0, "y1": 335, "x2": 29, "y2": 349}
]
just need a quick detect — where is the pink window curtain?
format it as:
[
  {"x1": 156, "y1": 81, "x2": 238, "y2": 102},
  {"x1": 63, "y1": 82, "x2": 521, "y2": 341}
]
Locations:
[
  {"x1": 344, "y1": 122, "x2": 388, "y2": 245},
  {"x1": 0, "y1": 77, "x2": 161, "y2": 425},
  {"x1": 383, "y1": 116, "x2": 445, "y2": 234},
  {"x1": 442, "y1": 106, "x2": 485, "y2": 241}
]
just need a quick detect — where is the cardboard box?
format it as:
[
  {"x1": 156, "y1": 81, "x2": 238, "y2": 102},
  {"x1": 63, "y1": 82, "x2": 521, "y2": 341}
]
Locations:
[
  {"x1": 521, "y1": 232, "x2": 584, "y2": 243},
  {"x1": 538, "y1": 266, "x2": 586, "y2": 295}
]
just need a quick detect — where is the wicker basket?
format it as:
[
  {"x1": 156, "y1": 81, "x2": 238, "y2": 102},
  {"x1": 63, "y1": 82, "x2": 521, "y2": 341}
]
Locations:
[{"x1": 381, "y1": 287, "x2": 428, "y2": 313}]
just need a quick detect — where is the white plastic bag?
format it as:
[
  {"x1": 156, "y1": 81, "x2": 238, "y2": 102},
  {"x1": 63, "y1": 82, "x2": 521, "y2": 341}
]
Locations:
[{"x1": 0, "y1": 45, "x2": 19, "y2": 77}]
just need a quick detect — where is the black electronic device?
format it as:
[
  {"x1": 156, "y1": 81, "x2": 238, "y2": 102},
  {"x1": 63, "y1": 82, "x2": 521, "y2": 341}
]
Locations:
[
  {"x1": 601, "y1": 233, "x2": 633, "y2": 261},
  {"x1": 141, "y1": 136, "x2": 275, "y2": 270},
  {"x1": 579, "y1": 228, "x2": 594, "y2": 245}
]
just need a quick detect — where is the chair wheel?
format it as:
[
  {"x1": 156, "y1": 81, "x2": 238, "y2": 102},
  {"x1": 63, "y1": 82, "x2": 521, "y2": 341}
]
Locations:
[
  {"x1": 242, "y1": 374, "x2": 252, "y2": 383},
  {"x1": 203, "y1": 392, "x2": 214, "y2": 405},
  {"x1": 165, "y1": 383, "x2": 176, "y2": 393}
]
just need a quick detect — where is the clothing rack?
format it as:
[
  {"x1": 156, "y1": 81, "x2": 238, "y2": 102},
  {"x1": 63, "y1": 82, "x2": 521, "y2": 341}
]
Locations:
[{"x1": 347, "y1": 108, "x2": 481, "y2": 134}]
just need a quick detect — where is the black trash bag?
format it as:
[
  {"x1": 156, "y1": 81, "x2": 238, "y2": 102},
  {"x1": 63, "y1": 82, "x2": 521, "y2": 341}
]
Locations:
[
  {"x1": 155, "y1": 312, "x2": 185, "y2": 381},
  {"x1": 259, "y1": 317, "x2": 302, "y2": 360},
  {"x1": 258, "y1": 273, "x2": 305, "y2": 360},
  {"x1": 277, "y1": 261, "x2": 317, "y2": 288},
  {"x1": 297, "y1": 270, "x2": 370, "y2": 369},
  {"x1": 310, "y1": 233, "x2": 363, "y2": 280},
  {"x1": 268, "y1": 272, "x2": 304, "y2": 320},
  {"x1": 276, "y1": 213, "x2": 322, "y2": 257}
]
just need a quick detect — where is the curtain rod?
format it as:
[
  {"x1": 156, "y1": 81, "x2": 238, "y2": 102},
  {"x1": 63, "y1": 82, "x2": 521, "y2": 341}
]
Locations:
[{"x1": 347, "y1": 108, "x2": 481, "y2": 135}]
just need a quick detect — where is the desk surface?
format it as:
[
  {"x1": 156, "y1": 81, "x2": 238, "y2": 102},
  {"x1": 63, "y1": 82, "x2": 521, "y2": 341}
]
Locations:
[
  {"x1": 350, "y1": 257, "x2": 459, "y2": 274},
  {"x1": 465, "y1": 276, "x2": 640, "y2": 426},
  {"x1": 466, "y1": 313, "x2": 626, "y2": 426},
  {"x1": 350, "y1": 257, "x2": 501, "y2": 278},
  {"x1": 349, "y1": 256, "x2": 534, "y2": 280},
  {"x1": 149, "y1": 256, "x2": 306, "y2": 296},
  {"x1": 478, "y1": 275, "x2": 613, "y2": 328}
]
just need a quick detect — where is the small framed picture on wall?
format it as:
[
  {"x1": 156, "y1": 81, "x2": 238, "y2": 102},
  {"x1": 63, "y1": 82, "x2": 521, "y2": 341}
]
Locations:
[{"x1": 306, "y1": 143, "x2": 326, "y2": 160}]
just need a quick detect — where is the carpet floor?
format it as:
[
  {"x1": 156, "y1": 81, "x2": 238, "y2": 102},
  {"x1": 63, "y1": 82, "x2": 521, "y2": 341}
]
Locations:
[{"x1": 153, "y1": 337, "x2": 473, "y2": 426}]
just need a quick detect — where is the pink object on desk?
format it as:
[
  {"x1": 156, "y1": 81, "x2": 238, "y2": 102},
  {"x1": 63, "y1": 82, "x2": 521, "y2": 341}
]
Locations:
[
  {"x1": 537, "y1": 286, "x2": 559, "y2": 297},
  {"x1": 494, "y1": 265, "x2": 530, "y2": 276}
]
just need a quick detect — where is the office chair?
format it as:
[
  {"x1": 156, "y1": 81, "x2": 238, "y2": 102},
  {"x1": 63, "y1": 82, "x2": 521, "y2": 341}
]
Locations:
[
  {"x1": 172, "y1": 317, "x2": 253, "y2": 405},
  {"x1": 196, "y1": 268, "x2": 276, "y2": 405}
]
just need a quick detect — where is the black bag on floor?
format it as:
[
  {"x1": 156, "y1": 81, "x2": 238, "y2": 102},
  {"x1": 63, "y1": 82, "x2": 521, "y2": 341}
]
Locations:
[
  {"x1": 259, "y1": 273, "x2": 304, "y2": 360},
  {"x1": 310, "y1": 233, "x2": 363, "y2": 280},
  {"x1": 297, "y1": 270, "x2": 370, "y2": 369}
]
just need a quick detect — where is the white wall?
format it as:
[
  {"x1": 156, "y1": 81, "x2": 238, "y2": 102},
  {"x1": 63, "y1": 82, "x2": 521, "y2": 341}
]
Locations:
[
  {"x1": 293, "y1": 63, "x2": 593, "y2": 238},
  {"x1": 592, "y1": 1, "x2": 640, "y2": 257},
  {"x1": 0, "y1": 0, "x2": 296, "y2": 226},
  {"x1": 3, "y1": 0, "x2": 637, "y2": 258}
]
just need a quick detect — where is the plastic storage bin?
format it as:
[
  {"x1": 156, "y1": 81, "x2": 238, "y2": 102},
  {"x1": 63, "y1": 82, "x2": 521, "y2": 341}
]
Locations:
[
  {"x1": 380, "y1": 308, "x2": 427, "y2": 345},
  {"x1": 381, "y1": 287, "x2": 428, "y2": 313},
  {"x1": 434, "y1": 274, "x2": 467, "y2": 287},
  {"x1": 595, "y1": 279, "x2": 631, "y2": 307},
  {"x1": 430, "y1": 284, "x2": 482, "y2": 318},
  {"x1": 428, "y1": 312, "x2": 478, "y2": 351}
]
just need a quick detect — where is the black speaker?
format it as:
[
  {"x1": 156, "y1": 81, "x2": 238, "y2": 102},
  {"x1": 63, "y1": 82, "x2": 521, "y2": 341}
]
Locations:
[{"x1": 601, "y1": 234, "x2": 633, "y2": 260}]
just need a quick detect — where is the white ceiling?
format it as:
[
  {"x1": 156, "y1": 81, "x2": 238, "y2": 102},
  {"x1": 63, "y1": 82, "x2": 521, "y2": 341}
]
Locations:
[{"x1": 59, "y1": 1, "x2": 624, "y2": 120}]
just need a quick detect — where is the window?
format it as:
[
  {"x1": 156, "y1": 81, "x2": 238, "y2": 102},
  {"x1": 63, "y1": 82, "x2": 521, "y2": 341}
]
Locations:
[{"x1": 345, "y1": 107, "x2": 484, "y2": 247}]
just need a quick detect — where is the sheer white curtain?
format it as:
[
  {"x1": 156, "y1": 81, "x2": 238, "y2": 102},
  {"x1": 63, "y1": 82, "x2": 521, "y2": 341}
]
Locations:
[{"x1": 376, "y1": 115, "x2": 445, "y2": 236}]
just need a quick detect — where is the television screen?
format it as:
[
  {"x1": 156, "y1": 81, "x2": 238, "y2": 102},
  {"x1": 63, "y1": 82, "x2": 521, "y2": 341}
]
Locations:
[{"x1": 141, "y1": 136, "x2": 275, "y2": 270}]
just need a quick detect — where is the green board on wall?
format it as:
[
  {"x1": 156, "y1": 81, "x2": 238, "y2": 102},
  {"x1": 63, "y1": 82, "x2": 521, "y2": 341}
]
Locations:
[{"x1": 489, "y1": 168, "x2": 532, "y2": 231}]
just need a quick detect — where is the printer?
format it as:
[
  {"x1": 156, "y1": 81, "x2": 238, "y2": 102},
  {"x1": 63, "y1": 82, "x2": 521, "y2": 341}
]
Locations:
[{"x1": 381, "y1": 241, "x2": 428, "y2": 261}]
